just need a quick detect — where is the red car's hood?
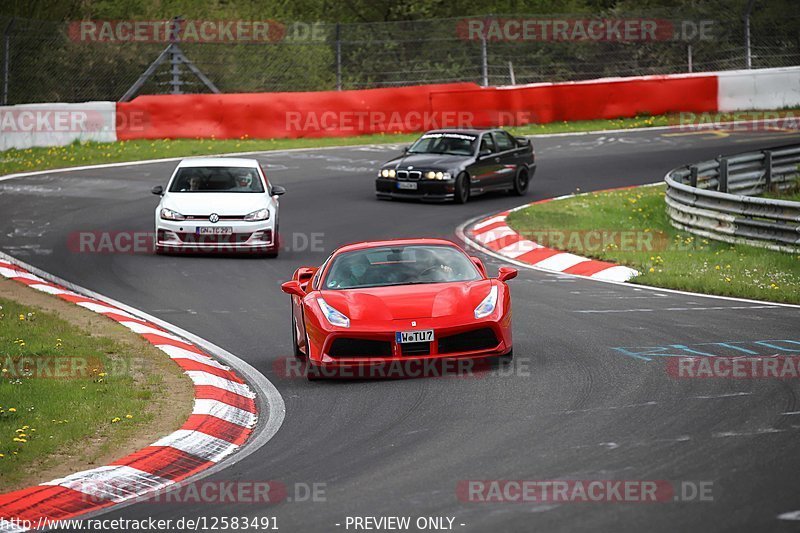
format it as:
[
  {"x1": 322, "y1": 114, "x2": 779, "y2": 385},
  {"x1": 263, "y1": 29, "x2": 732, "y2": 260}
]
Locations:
[{"x1": 318, "y1": 280, "x2": 495, "y2": 321}]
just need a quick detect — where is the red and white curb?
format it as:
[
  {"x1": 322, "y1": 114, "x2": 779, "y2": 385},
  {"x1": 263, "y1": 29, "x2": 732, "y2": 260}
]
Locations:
[
  {"x1": 0, "y1": 259, "x2": 259, "y2": 532},
  {"x1": 464, "y1": 199, "x2": 639, "y2": 283}
]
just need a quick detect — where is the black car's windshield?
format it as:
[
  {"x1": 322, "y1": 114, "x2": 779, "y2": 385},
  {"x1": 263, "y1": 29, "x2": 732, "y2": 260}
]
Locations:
[
  {"x1": 324, "y1": 245, "x2": 481, "y2": 290},
  {"x1": 169, "y1": 167, "x2": 265, "y2": 193},
  {"x1": 408, "y1": 133, "x2": 477, "y2": 156}
]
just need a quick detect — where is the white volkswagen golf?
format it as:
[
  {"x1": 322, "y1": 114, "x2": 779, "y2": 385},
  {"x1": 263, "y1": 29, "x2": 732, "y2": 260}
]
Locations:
[{"x1": 152, "y1": 157, "x2": 284, "y2": 256}]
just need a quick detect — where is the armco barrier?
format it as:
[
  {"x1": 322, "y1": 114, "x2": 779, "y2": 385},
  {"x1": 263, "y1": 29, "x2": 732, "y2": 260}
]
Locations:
[{"x1": 665, "y1": 144, "x2": 800, "y2": 253}]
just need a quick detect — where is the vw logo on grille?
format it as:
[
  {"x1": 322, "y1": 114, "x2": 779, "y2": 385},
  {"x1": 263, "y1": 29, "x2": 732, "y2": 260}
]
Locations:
[{"x1": 209, "y1": 213, "x2": 220, "y2": 223}]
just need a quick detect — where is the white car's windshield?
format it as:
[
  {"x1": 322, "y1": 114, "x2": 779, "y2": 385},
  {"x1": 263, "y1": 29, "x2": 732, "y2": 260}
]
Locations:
[
  {"x1": 324, "y1": 245, "x2": 481, "y2": 289},
  {"x1": 408, "y1": 133, "x2": 476, "y2": 156},
  {"x1": 169, "y1": 167, "x2": 265, "y2": 193}
]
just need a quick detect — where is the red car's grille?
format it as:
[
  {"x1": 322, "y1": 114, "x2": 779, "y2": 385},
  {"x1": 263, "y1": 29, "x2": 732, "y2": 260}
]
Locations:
[
  {"x1": 400, "y1": 341, "x2": 431, "y2": 356},
  {"x1": 329, "y1": 338, "x2": 392, "y2": 358},
  {"x1": 438, "y1": 328, "x2": 498, "y2": 354}
]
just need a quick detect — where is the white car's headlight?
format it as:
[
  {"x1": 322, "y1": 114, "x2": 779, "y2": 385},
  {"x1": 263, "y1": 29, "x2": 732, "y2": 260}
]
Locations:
[
  {"x1": 244, "y1": 208, "x2": 270, "y2": 221},
  {"x1": 160, "y1": 208, "x2": 185, "y2": 221},
  {"x1": 317, "y1": 297, "x2": 350, "y2": 328},
  {"x1": 474, "y1": 286, "x2": 499, "y2": 319}
]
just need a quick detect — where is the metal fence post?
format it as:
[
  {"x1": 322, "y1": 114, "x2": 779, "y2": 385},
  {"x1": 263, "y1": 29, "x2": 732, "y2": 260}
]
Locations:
[
  {"x1": 687, "y1": 44, "x2": 693, "y2": 73},
  {"x1": 508, "y1": 61, "x2": 515, "y2": 85},
  {"x1": 169, "y1": 17, "x2": 182, "y2": 95},
  {"x1": 2, "y1": 18, "x2": 14, "y2": 106},
  {"x1": 764, "y1": 150, "x2": 773, "y2": 190},
  {"x1": 690, "y1": 165, "x2": 698, "y2": 187},
  {"x1": 335, "y1": 23, "x2": 342, "y2": 91},
  {"x1": 718, "y1": 157, "x2": 728, "y2": 193},
  {"x1": 480, "y1": 35, "x2": 488, "y2": 86},
  {"x1": 744, "y1": 0, "x2": 755, "y2": 69}
]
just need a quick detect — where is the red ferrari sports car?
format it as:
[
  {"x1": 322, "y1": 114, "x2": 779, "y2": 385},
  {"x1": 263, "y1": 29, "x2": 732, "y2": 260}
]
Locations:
[{"x1": 281, "y1": 238, "x2": 517, "y2": 379}]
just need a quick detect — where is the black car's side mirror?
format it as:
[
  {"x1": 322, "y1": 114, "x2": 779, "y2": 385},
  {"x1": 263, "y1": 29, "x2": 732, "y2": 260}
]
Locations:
[
  {"x1": 272, "y1": 185, "x2": 286, "y2": 196},
  {"x1": 402, "y1": 145, "x2": 409, "y2": 153},
  {"x1": 151, "y1": 185, "x2": 163, "y2": 196}
]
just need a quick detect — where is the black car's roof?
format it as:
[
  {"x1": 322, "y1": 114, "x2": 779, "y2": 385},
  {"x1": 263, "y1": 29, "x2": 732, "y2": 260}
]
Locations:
[{"x1": 422, "y1": 128, "x2": 502, "y2": 136}]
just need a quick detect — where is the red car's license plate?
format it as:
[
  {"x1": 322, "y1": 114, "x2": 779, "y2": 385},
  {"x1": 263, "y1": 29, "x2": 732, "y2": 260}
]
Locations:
[{"x1": 396, "y1": 329, "x2": 434, "y2": 343}]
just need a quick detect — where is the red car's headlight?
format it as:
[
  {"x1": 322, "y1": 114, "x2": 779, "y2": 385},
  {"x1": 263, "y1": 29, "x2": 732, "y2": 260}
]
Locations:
[{"x1": 474, "y1": 286, "x2": 498, "y2": 319}]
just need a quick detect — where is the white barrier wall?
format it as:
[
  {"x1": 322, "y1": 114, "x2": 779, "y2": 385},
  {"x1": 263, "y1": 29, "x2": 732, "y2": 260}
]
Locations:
[
  {"x1": 718, "y1": 66, "x2": 800, "y2": 112},
  {"x1": 0, "y1": 101, "x2": 117, "y2": 150}
]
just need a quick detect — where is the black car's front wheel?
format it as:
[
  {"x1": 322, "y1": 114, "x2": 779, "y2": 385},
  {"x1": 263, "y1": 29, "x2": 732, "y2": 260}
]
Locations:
[
  {"x1": 512, "y1": 168, "x2": 530, "y2": 196},
  {"x1": 454, "y1": 172, "x2": 470, "y2": 204}
]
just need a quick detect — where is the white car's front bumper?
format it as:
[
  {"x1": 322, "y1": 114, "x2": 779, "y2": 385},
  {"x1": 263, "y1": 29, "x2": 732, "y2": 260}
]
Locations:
[{"x1": 155, "y1": 218, "x2": 277, "y2": 253}]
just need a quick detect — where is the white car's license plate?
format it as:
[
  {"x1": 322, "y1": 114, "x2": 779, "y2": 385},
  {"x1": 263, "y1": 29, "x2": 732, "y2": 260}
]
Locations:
[
  {"x1": 397, "y1": 182, "x2": 418, "y2": 190},
  {"x1": 396, "y1": 329, "x2": 434, "y2": 343},
  {"x1": 197, "y1": 227, "x2": 233, "y2": 235}
]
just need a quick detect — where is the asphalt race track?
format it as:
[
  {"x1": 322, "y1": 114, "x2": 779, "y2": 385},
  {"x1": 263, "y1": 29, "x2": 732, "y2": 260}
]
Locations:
[{"x1": 2, "y1": 127, "x2": 800, "y2": 532}]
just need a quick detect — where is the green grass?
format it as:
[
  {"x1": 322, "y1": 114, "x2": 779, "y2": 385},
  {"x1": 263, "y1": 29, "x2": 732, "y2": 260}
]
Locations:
[
  {"x1": 0, "y1": 297, "x2": 161, "y2": 488},
  {"x1": 762, "y1": 186, "x2": 800, "y2": 203},
  {"x1": 505, "y1": 185, "x2": 800, "y2": 304},
  {"x1": 4, "y1": 109, "x2": 793, "y2": 177}
]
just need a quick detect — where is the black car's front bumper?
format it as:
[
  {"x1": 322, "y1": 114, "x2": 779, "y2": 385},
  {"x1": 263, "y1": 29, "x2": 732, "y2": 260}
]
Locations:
[{"x1": 375, "y1": 178, "x2": 455, "y2": 202}]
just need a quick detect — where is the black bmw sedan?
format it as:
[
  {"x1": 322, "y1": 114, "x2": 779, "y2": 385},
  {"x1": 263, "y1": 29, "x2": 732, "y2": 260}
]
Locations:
[{"x1": 375, "y1": 128, "x2": 535, "y2": 203}]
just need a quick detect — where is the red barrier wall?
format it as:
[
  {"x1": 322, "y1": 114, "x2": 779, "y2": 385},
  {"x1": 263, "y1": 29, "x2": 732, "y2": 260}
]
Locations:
[
  {"x1": 117, "y1": 74, "x2": 718, "y2": 140},
  {"x1": 429, "y1": 74, "x2": 719, "y2": 127},
  {"x1": 117, "y1": 83, "x2": 478, "y2": 140}
]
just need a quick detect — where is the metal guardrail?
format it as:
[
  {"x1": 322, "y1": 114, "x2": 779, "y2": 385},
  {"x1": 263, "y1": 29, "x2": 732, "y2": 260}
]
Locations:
[{"x1": 664, "y1": 143, "x2": 800, "y2": 253}]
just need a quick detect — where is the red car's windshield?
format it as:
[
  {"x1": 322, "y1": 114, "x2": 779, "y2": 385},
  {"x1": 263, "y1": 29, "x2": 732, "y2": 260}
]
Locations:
[{"x1": 323, "y1": 245, "x2": 481, "y2": 290}]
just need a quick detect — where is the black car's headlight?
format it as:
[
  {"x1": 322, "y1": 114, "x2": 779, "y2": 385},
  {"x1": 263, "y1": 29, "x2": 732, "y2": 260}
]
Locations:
[
  {"x1": 379, "y1": 169, "x2": 396, "y2": 178},
  {"x1": 425, "y1": 171, "x2": 452, "y2": 180}
]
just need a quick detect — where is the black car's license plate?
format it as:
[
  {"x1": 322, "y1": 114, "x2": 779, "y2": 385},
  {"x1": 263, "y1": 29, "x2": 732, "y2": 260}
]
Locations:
[
  {"x1": 396, "y1": 329, "x2": 434, "y2": 343},
  {"x1": 397, "y1": 182, "x2": 418, "y2": 190}
]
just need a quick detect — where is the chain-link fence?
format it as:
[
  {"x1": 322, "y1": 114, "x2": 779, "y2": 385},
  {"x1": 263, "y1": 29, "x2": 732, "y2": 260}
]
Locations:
[{"x1": 1, "y1": 10, "x2": 799, "y2": 105}]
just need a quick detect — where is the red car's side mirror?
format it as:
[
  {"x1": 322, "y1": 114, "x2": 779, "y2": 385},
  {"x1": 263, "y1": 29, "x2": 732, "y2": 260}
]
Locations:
[
  {"x1": 296, "y1": 266, "x2": 317, "y2": 284},
  {"x1": 281, "y1": 280, "x2": 306, "y2": 297},
  {"x1": 470, "y1": 256, "x2": 487, "y2": 277},
  {"x1": 497, "y1": 267, "x2": 518, "y2": 282}
]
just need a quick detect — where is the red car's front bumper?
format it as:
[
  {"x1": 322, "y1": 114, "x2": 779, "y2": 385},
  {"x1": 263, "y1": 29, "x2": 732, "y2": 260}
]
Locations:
[{"x1": 305, "y1": 317, "x2": 512, "y2": 379}]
